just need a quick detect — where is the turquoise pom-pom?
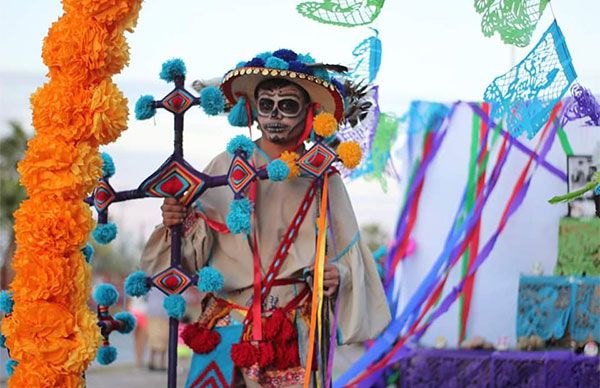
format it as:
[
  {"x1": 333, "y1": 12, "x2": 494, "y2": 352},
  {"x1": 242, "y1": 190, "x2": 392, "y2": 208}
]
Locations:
[
  {"x1": 101, "y1": 152, "x2": 116, "y2": 178},
  {"x1": 313, "y1": 68, "x2": 331, "y2": 82},
  {"x1": 93, "y1": 283, "x2": 119, "y2": 306},
  {"x1": 0, "y1": 334, "x2": 6, "y2": 348},
  {"x1": 197, "y1": 267, "x2": 224, "y2": 293},
  {"x1": 298, "y1": 53, "x2": 316, "y2": 64},
  {"x1": 81, "y1": 243, "x2": 94, "y2": 264},
  {"x1": 163, "y1": 294, "x2": 186, "y2": 319},
  {"x1": 97, "y1": 345, "x2": 117, "y2": 365},
  {"x1": 228, "y1": 98, "x2": 250, "y2": 127},
  {"x1": 267, "y1": 159, "x2": 290, "y2": 182},
  {"x1": 135, "y1": 95, "x2": 156, "y2": 120},
  {"x1": 595, "y1": 184, "x2": 600, "y2": 196},
  {"x1": 160, "y1": 58, "x2": 186, "y2": 82},
  {"x1": 200, "y1": 86, "x2": 225, "y2": 116},
  {"x1": 236, "y1": 61, "x2": 247, "y2": 68},
  {"x1": 5, "y1": 359, "x2": 17, "y2": 377},
  {"x1": 226, "y1": 198, "x2": 253, "y2": 235},
  {"x1": 114, "y1": 312, "x2": 136, "y2": 334},
  {"x1": 93, "y1": 222, "x2": 117, "y2": 245},
  {"x1": 226, "y1": 135, "x2": 255, "y2": 156},
  {"x1": 124, "y1": 271, "x2": 150, "y2": 297},
  {"x1": 265, "y1": 56, "x2": 289, "y2": 70},
  {"x1": 0, "y1": 290, "x2": 14, "y2": 314}
]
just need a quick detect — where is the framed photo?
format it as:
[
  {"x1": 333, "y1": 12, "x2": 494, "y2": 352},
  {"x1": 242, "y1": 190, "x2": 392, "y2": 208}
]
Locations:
[{"x1": 567, "y1": 155, "x2": 597, "y2": 218}]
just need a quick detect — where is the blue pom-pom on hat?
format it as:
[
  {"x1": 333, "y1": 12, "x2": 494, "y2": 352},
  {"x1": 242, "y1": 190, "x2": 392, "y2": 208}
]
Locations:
[
  {"x1": 255, "y1": 52, "x2": 272, "y2": 60},
  {"x1": 97, "y1": 345, "x2": 118, "y2": 365},
  {"x1": 101, "y1": 152, "x2": 116, "y2": 178},
  {"x1": 163, "y1": 294, "x2": 186, "y2": 319},
  {"x1": 93, "y1": 222, "x2": 117, "y2": 245},
  {"x1": 0, "y1": 290, "x2": 14, "y2": 314},
  {"x1": 273, "y1": 49, "x2": 298, "y2": 62},
  {"x1": 0, "y1": 334, "x2": 6, "y2": 348},
  {"x1": 226, "y1": 198, "x2": 253, "y2": 235},
  {"x1": 226, "y1": 135, "x2": 255, "y2": 157},
  {"x1": 288, "y1": 61, "x2": 311, "y2": 75},
  {"x1": 160, "y1": 58, "x2": 186, "y2": 82},
  {"x1": 197, "y1": 267, "x2": 224, "y2": 293},
  {"x1": 93, "y1": 284, "x2": 119, "y2": 306},
  {"x1": 114, "y1": 312, "x2": 136, "y2": 334},
  {"x1": 135, "y1": 95, "x2": 156, "y2": 120},
  {"x1": 267, "y1": 159, "x2": 290, "y2": 182},
  {"x1": 265, "y1": 57, "x2": 289, "y2": 70},
  {"x1": 297, "y1": 53, "x2": 316, "y2": 64},
  {"x1": 246, "y1": 57, "x2": 265, "y2": 67},
  {"x1": 124, "y1": 271, "x2": 151, "y2": 297},
  {"x1": 200, "y1": 86, "x2": 225, "y2": 116},
  {"x1": 82, "y1": 243, "x2": 94, "y2": 264},
  {"x1": 313, "y1": 68, "x2": 331, "y2": 82}
]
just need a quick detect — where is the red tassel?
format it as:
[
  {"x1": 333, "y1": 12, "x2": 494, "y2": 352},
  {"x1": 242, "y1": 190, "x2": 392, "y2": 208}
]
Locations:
[
  {"x1": 231, "y1": 342, "x2": 258, "y2": 368},
  {"x1": 264, "y1": 309, "x2": 284, "y2": 340},
  {"x1": 181, "y1": 323, "x2": 201, "y2": 345},
  {"x1": 258, "y1": 341, "x2": 275, "y2": 368},
  {"x1": 274, "y1": 339, "x2": 300, "y2": 370},
  {"x1": 279, "y1": 315, "x2": 296, "y2": 342}
]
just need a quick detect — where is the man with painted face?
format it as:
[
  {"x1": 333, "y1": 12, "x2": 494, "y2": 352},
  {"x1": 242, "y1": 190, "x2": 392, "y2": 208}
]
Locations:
[{"x1": 141, "y1": 50, "x2": 390, "y2": 387}]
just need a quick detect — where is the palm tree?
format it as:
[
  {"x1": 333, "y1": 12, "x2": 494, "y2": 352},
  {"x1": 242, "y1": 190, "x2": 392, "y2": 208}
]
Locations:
[{"x1": 0, "y1": 121, "x2": 28, "y2": 289}]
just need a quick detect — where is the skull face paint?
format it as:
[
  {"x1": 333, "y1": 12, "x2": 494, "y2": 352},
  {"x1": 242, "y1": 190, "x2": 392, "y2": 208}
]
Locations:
[{"x1": 255, "y1": 83, "x2": 308, "y2": 146}]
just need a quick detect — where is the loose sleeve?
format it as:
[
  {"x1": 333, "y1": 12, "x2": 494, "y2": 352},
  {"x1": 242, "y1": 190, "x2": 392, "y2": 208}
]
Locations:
[
  {"x1": 140, "y1": 214, "x2": 214, "y2": 276},
  {"x1": 327, "y1": 174, "x2": 391, "y2": 344}
]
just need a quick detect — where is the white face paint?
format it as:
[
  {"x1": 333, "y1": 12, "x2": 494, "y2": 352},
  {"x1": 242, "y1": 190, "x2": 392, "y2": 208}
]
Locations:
[{"x1": 255, "y1": 84, "x2": 308, "y2": 146}]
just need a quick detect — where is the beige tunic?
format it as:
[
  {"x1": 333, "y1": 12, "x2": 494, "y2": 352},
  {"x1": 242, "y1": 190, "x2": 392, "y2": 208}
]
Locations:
[{"x1": 141, "y1": 146, "x2": 390, "y2": 347}]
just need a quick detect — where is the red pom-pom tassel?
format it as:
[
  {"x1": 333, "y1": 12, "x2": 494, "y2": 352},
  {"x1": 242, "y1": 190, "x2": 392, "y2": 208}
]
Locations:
[
  {"x1": 231, "y1": 342, "x2": 258, "y2": 368},
  {"x1": 182, "y1": 323, "x2": 221, "y2": 354},
  {"x1": 258, "y1": 341, "x2": 275, "y2": 368},
  {"x1": 279, "y1": 314, "x2": 296, "y2": 342},
  {"x1": 264, "y1": 309, "x2": 284, "y2": 340}
]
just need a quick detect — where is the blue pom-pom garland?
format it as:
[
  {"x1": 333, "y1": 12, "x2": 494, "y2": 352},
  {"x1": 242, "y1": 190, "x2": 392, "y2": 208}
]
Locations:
[
  {"x1": 265, "y1": 56, "x2": 289, "y2": 70},
  {"x1": 236, "y1": 61, "x2": 247, "y2": 68},
  {"x1": 228, "y1": 98, "x2": 250, "y2": 127},
  {"x1": 97, "y1": 345, "x2": 118, "y2": 365},
  {"x1": 93, "y1": 283, "x2": 119, "y2": 306},
  {"x1": 267, "y1": 159, "x2": 290, "y2": 182},
  {"x1": 93, "y1": 222, "x2": 117, "y2": 245},
  {"x1": 101, "y1": 152, "x2": 116, "y2": 178},
  {"x1": 0, "y1": 334, "x2": 6, "y2": 348},
  {"x1": 124, "y1": 271, "x2": 151, "y2": 297},
  {"x1": 200, "y1": 86, "x2": 225, "y2": 116},
  {"x1": 114, "y1": 312, "x2": 136, "y2": 334},
  {"x1": 160, "y1": 58, "x2": 186, "y2": 82},
  {"x1": 273, "y1": 49, "x2": 298, "y2": 62},
  {"x1": 5, "y1": 359, "x2": 17, "y2": 377},
  {"x1": 197, "y1": 267, "x2": 224, "y2": 293},
  {"x1": 226, "y1": 135, "x2": 255, "y2": 157},
  {"x1": 135, "y1": 95, "x2": 156, "y2": 120},
  {"x1": 0, "y1": 291, "x2": 14, "y2": 314},
  {"x1": 246, "y1": 57, "x2": 266, "y2": 67},
  {"x1": 81, "y1": 243, "x2": 95, "y2": 264},
  {"x1": 163, "y1": 294, "x2": 186, "y2": 319},
  {"x1": 226, "y1": 198, "x2": 253, "y2": 235}
]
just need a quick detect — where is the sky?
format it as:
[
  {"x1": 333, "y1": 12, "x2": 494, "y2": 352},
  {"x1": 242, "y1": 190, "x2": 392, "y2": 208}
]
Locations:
[{"x1": 1, "y1": 0, "x2": 599, "y2": 237}]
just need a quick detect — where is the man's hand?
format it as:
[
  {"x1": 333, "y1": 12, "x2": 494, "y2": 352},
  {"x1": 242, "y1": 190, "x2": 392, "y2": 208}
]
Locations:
[
  {"x1": 323, "y1": 264, "x2": 340, "y2": 297},
  {"x1": 161, "y1": 198, "x2": 187, "y2": 227}
]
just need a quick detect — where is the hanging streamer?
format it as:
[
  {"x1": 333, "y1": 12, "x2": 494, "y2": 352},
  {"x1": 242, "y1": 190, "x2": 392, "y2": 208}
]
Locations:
[
  {"x1": 404, "y1": 100, "x2": 450, "y2": 135},
  {"x1": 474, "y1": 0, "x2": 549, "y2": 47},
  {"x1": 296, "y1": 0, "x2": 385, "y2": 27},
  {"x1": 349, "y1": 106, "x2": 561, "y2": 385},
  {"x1": 348, "y1": 28, "x2": 382, "y2": 83},
  {"x1": 561, "y1": 83, "x2": 600, "y2": 127},
  {"x1": 484, "y1": 20, "x2": 577, "y2": 139}
]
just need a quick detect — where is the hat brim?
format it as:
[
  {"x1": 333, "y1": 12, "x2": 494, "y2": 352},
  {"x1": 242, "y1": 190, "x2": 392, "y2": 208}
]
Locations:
[{"x1": 221, "y1": 67, "x2": 345, "y2": 122}]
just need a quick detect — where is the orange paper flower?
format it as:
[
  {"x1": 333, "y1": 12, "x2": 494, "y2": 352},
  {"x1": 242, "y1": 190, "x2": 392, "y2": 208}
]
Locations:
[{"x1": 90, "y1": 79, "x2": 129, "y2": 144}]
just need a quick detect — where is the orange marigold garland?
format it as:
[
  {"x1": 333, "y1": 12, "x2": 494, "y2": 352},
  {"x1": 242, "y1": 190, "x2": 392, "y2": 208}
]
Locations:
[{"x1": 2, "y1": 0, "x2": 143, "y2": 385}]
